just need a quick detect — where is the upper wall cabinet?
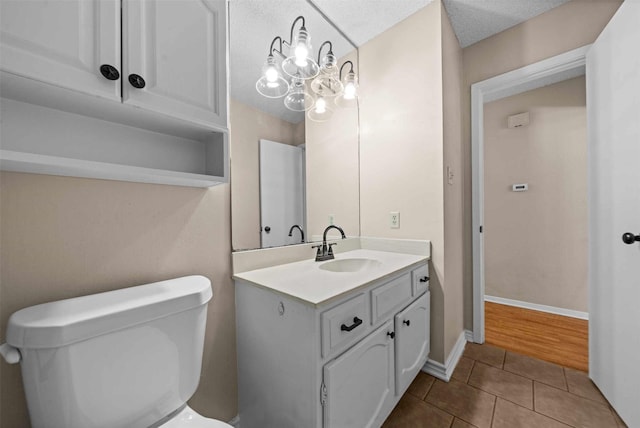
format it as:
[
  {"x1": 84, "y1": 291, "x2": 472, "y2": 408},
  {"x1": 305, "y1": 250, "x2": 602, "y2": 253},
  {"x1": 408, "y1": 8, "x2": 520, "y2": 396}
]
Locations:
[
  {"x1": 123, "y1": 0, "x2": 227, "y2": 129},
  {"x1": 0, "y1": 0, "x2": 122, "y2": 102},
  {"x1": 0, "y1": 0, "x2": 229, "y2": 187}
]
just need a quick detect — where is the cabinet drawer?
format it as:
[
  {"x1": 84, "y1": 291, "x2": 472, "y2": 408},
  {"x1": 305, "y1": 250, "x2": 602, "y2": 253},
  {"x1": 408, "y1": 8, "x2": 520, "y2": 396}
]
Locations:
[
  {"x1": 412, "y1": 264, "x2": 430, "y2": 296},
  {"x1": 371, "y1": 273, "x2": 412, "y2": 324},
  {"x1": 321, "y1": 293, "x2": 369, "y2": 358}
]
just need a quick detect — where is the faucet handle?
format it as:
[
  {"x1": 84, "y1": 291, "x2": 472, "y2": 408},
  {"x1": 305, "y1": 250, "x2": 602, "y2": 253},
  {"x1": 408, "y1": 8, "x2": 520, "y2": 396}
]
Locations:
[
  {"x1": 327, "y1": 242, "x2": 337, "y2": 257},
  {"x1": 311, "y1": 244, "x2": 322, "y2": 257}
]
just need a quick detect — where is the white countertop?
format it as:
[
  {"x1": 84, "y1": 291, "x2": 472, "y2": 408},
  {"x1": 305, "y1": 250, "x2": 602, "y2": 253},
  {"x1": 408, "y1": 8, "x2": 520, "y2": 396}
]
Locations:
[{"x1": 233, "y1": 249, "x2": 428, "y2": 306}]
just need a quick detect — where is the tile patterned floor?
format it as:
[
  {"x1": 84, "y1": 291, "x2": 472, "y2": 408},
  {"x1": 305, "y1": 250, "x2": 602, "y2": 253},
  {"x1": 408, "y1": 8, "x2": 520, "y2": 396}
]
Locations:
[{"x1": 382, "y1": 343, "x2": 628, "y2": 428}]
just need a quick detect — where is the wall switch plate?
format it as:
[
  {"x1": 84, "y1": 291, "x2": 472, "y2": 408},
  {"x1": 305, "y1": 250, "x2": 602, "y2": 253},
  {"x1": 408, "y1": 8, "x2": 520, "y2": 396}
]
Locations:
[
  {"x1": 328, "y1": 214, "x2": 335, "y2": 225},
  {"x1": 390, "y1": 212, "x2": 400, "y2": 229}
]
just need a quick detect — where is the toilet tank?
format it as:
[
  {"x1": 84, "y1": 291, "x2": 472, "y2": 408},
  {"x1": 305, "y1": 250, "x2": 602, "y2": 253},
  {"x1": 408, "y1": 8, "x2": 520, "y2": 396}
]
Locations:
[{"x1": 5, "y1": 275, "x2": 213, "y2": 428}]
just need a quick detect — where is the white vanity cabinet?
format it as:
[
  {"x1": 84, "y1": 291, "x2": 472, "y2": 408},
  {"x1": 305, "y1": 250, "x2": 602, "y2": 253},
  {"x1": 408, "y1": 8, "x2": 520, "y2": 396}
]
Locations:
[
  {"x1": 235, "y1": 262, "x2": 431, "y2": 428},
  {"x1": 0, "y1": 0, "x2": 228, "y2": 187}
]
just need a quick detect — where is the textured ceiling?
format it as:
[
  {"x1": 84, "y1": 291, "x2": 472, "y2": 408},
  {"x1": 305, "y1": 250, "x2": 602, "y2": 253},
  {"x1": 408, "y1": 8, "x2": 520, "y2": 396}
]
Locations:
[
  {"x1": 442, "y1": 0, "x2": 571, "y2": 48},
  {"x1": 229, "y1": 0, "x2": 572, "y2": 123}
]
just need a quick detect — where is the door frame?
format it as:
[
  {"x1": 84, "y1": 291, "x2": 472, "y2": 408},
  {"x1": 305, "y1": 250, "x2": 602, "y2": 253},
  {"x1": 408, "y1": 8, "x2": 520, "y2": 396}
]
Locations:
[{"x1": 471, "y1": 45, "x2": 590, "y2": 343}]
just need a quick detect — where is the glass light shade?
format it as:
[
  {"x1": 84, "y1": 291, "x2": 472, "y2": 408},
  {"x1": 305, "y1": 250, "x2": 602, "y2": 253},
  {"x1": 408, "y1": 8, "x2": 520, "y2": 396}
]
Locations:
[
  {"x1": 284, "y1": 77, "x2": 313, "y2": 111},
  {"x1": 308, "y1": 96, "x2": 334, "y2": 122},
  {"x1": 335, "y1": 72, "x2": 359, "y2": 108},
  {"x1": 311, "y1": 75, "x2": 343, "y2": 97},
  {"x1": 282, "y1": 27, "x2": 319, "y2": 79},
  {"x1": 311, "y1": 52, "x2": 343, "y2": 96},
  {"x1": 256, "y1": 56, "x2": 289, "y2": 98}
]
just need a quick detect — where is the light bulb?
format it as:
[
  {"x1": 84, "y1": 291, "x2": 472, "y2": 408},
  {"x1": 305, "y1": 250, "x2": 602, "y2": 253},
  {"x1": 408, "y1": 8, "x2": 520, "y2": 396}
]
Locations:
[
  {"x1": 315, "y1": 97, "x2": 326, "y2": 113},
  {"x1": 344, "y1": 83, "x2": 356, "y2": 99},
  {"x1": 295, "y1": 44, "x2": 308, "y2": 67},
  {"x1": 265, "y1": 65, "x2": 278, "y2": 83}
]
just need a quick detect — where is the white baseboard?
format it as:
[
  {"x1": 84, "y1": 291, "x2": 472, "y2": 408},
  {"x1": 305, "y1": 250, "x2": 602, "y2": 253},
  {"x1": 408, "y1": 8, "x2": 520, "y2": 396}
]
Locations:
[
  {"x1": 464, "y1": 330, "x2": 474, "y2": 342},
  {"x1": 422, "y1": 329, "x2": 471, "y2": 381},
  {"x1": 485, "y1": 295, "x2": 589, "y2": 320},
  {"x1": 228, "y1": 415, "x2": 240, "y2": 427}
]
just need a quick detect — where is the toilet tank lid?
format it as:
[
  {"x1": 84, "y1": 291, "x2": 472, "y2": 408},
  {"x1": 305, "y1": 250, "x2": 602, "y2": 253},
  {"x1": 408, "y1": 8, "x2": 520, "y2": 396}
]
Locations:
[{"x1": 6, "y1": 275, "x2": 212, "y2": 349}]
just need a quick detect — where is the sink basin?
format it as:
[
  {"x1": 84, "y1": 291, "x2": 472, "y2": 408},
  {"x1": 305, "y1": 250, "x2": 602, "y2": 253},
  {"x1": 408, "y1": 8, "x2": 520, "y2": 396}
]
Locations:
[{"x1": 319, "y1": 258, "x2": 382, "y2": 273}]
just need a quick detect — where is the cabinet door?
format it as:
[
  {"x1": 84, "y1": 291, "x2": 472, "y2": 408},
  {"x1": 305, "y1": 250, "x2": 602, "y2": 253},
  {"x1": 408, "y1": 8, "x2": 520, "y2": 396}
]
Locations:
[
  {"x1": 0, "y1": 0, "x2": 121, "y2": 101},
  {"x1": 323, "y1": 321, "x2": 395, "y2": 428},
  {"x1": 394, "y1": 291, "x2": 430, "y2": 395},
  {"x1": 123, "y1": 0, "x2": 227, "y2": 129}
]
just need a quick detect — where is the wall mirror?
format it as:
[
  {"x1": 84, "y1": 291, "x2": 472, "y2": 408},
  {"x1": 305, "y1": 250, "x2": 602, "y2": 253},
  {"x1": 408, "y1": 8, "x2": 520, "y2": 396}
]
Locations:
[{"x1": 230, "y1": 0, "x2": 360, "y2": 251}]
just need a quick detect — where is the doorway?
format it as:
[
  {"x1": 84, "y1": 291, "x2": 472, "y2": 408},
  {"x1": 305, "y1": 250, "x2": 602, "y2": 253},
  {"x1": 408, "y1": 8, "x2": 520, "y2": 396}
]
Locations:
[
  {"x1": 482, "y1": 75, "x2": 588, "y2": 370},
  {"x1": 470, "y1": 45, "x2": 589, "y2": 345}
]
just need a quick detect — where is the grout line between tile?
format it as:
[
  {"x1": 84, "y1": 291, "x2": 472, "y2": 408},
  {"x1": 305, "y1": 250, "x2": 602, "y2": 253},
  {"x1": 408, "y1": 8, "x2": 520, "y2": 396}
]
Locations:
[{"x1": 489, "y1": 394, "x2": 497, "y2": 428}]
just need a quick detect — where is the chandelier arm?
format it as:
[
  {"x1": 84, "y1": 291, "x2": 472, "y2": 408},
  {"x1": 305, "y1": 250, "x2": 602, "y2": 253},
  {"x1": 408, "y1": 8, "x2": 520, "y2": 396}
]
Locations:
[
  {"x1": 269, "y1": 36, "x2": 285, "y2": 57},
  {"x1": 317, "y1": 41, "x2": 333, "y2": 65},
  {"x1": 288, "y1": 16, "x2": 306, "y2": 45},
  {"x1": 339, "y1": 60, "x2": 355, "y2": 80}
]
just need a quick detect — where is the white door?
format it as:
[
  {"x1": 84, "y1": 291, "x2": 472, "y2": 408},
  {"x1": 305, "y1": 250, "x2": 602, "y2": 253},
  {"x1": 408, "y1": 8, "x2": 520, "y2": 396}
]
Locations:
[
  {"x1": 394, "y1": 292, "x2": 430, "y2": 395},
  {"x1": 0, "y1": 0, "x2": 121, "y2": 101},
  {"x1": 259, "y1": 140, "x2": 305, "y2": 248},
  {"x1": 323, "y1": 321, "x2": 395, "y2": 428},
  {"x1": 123, "y1": 0, "x2": 227, "y2": 129},
  {"x1": 587, "y1": 2, "x2": 640, "y2": 426}
]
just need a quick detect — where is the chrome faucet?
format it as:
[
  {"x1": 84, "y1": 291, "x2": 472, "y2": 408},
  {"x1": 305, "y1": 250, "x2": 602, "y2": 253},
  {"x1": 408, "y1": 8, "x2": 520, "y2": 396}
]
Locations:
[
  {"x1": 312, "y1": 225, "x2": 346, "y2": 262},
  {"x1": 288, "y1": 224, "x2": 305, "y2": 243}
]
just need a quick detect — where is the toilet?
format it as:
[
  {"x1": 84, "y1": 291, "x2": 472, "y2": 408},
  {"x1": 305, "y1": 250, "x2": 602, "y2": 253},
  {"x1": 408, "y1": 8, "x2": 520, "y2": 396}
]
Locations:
[{"x1": 0, "y1": 275, "x2": 233, "y2": 428}]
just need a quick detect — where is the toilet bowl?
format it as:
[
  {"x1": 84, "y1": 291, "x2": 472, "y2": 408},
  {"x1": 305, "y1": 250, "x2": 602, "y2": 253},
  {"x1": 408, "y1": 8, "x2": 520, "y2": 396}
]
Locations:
[{"x1": 0, "y1": 276, "x2": 233, "y2": 428}]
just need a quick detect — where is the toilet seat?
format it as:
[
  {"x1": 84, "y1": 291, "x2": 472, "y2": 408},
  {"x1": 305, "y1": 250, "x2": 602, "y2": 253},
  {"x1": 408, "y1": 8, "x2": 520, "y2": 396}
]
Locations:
[{"x1": 159, "y1": 406, "x2": 234, "y2": 428}]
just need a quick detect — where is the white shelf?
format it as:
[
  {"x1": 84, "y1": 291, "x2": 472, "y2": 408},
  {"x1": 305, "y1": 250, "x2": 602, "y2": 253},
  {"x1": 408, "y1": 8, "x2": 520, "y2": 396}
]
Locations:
[
  {"x1": 0, "y1": 97, "x2": 228, "y2": 187},
  {"x1": 0, "y1": 150, "x2": 225, "y2": 188}
]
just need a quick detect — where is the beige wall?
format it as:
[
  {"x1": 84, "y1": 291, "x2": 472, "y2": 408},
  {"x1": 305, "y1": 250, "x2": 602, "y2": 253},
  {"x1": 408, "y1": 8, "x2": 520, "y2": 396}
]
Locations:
[
  {"x1": 461, "y1": 0, "x2": 622, "y2": 329},
  {"x1": 305, "y1": 50, "x2": 360, "y2": 240},
  {"x1": 0, "y1": 173, "x2": 236, "y2": 427},
  {"x1": 359, "y1": 0, "x2": 464, "y2": 363},
  {"x1": 484, "y1": 76, "x2": 587, "y2": 311},
  {"x1": 229, "y1": 98, "x2": 303, "y2": 250},
  {"x1": 441, "y1": 3, "x2": 465, "y2": 358}
]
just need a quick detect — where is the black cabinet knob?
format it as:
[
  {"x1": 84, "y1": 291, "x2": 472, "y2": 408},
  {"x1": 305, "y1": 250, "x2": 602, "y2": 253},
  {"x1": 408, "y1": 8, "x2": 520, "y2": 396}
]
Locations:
[
  {"x1": 387, "y1": 331, "x2": 395, "y2": 339},
  {"x1": 403, "y1": 319, "x2": 410, "y2": 327},
  {"x1": 128, "y1": 74, "x2": 146, "y2": 89},
  {"x1": 264, "y1": 226, "x2": 271, "y2": 233},
  {"x1": 99, "y1": 64, "x2": 120, "y2": 81},
  {"x1": 622, "y1": 233, "x2": 640, "y2": 245},
  {"x1": 419, "y1": 276, "x2": 429, "y2": 283}
]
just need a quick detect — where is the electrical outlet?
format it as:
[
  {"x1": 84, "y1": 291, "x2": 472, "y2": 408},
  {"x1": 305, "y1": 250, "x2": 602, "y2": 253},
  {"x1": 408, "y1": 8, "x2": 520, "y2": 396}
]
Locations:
[
  {"x1": 390, "y1": 212, "x2": 400, "y2": 229},
  {"x1": 328, "y1": 214, "x2": 335, "y2": 225}
]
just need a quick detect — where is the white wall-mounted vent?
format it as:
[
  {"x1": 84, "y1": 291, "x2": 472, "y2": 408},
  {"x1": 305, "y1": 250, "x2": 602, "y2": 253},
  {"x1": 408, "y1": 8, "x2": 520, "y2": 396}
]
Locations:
[{"x1": 507, "y1": 112, "x2": 530, "y2": 128}]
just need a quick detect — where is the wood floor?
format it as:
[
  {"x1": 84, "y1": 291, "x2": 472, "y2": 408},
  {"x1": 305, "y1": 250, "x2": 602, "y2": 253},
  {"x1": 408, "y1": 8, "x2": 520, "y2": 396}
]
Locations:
[{"x1": 484, "y1": 301, "x2": 589, "y2": 372}]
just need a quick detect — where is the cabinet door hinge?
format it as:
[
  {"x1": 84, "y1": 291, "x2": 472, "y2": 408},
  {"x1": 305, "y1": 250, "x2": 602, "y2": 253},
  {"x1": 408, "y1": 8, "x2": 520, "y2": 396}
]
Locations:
[{"x1": 320, "y1": 382, "x2": 327, "y2": 406}]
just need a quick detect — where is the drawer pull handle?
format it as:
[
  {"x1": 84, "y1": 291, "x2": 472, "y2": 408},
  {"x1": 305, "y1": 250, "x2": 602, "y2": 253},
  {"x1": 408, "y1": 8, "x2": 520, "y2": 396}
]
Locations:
[
  {"x1": 341, "y1": 317, "x2": 363, "y2": 332},
  {"x1": 403, "y1": 319, "x2": 411, "y2": 327},
  {"x1": 387, "y1": 331, "x2": 395, "y2": 339},
  {"x1": 419, "y1": 276, "x2": 429, "y2": 283}
]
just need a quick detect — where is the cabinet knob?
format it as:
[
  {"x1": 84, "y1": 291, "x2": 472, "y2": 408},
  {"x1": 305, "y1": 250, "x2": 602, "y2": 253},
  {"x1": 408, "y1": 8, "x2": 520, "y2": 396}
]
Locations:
[
  {"x1": 419, "y1": 276, "x2": 429, "y2": 283},
  {"x1": 403, "y1": 319, "x2": 410, "y2": 327},
  {"x1": 387, "y1": 331, "x2": 395, "y2": 339},
  {"x1": 622, "y1": 232, "x2": 640, "y2": 245},
  {"x1": 128, "y1": 74, "x2": 146, "y2": 89},
  {"x1": 99, "y1": 64, "x2": 120, "y2": 81},
  {"x1": 264, "y1": 226, "x2": 271, "y2": 233}
]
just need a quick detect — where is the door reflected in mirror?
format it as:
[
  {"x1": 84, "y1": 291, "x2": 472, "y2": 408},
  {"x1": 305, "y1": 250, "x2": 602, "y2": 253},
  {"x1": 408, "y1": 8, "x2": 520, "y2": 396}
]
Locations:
[{"x1": 230, "y1": 0, "x2": 360, "y2": 250}]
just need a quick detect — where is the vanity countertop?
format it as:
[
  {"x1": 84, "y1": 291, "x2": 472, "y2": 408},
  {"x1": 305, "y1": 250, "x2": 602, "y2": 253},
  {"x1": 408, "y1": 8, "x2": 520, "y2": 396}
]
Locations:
[{"x1": 233, "y1": 249, "x2": 428, "y2": 306}]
